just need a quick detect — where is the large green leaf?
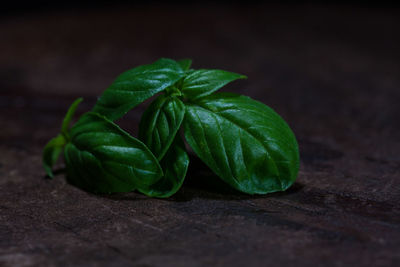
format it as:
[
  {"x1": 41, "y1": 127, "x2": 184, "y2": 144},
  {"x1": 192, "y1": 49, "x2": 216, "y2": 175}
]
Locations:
[
  {"x1": 64, "y1": 112, "x2": 163, "y2": 193},
  {"x1": 181, "y1": 69, "x2": 246, "y2": 100},
  {"x1": 183, "y1": 93, "x2": 299, "y2": 195},
  {"x1": 138, "y1": 94, "x2": 185, "y2": 160},
  {"x1": 138, "y1": 136, "x2": 189, "y2": 198},
  {"x1": 92, "y1": 58, "x2": 184, "y2": 121}
]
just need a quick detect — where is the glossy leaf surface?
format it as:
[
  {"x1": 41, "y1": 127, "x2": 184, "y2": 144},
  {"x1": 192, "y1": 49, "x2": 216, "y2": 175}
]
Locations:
[
  {"x1": 184, "y1": 93, "x2": 299, "y2": 194},
  {"x1": 64, "y1": 112, "x2": 163, "y2": 193},
  {"x1": 138, "y1": 95, "x2": 185, "y2": 160},
  {"x1": 92, "y1": 58, "x2": 184, "y2": 121},
  {"x1": 138, "y1": 136, "x2": 189, "y2": 198},
  {"x1": 181, "y1": 69, "x2": 246, "y2": 100},
  {"x1": 138, "y1": 95, "x2": 188, "y2": 197}
]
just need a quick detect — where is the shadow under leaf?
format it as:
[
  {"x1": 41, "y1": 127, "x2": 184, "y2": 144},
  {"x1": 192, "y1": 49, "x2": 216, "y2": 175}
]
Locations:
[{"x1": 45, "y1": 155, "x2": 304, "y2": 202}]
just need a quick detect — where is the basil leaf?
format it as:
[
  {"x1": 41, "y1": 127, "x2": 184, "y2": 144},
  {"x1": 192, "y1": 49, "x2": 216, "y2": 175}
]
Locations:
[
  {"x1": 177, "y1": 59, "x2": 192, "y2": 71},
  {"x1": 181, "y1": 69, "x2": 246, "y2": 100},
  {"x1": 42, "y1": 134, "x2": 66, "y2": 178},
  {"x1": 138, "y1": 94, "x2": 188, "y2": 198},
  {"x1": 61, "y1": 97, "x2": 83, "y2": 138},
  {"x1": 138, "y1": 94, "x2": 185, "y2": 160},
  {"x1": 64, "y1": 112, "x2": 163, "y2": 193},
  {"x1": 42, "y1": 97, "x2": 82, "y2": 177},
  {"x1": 183, "y1": 93, "x2": 299, "y2": 194},
  {"x1": 138, "y1": 136, "x2": 189, "y2": 198},
  {"x1": 92, "y1": 58, "x2": 184, "y2": 121}
]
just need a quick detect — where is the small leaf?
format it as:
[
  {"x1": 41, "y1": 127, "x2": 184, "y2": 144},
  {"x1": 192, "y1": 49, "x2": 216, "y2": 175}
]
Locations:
[
  {"x1": 42, "y1": 97, "x2": 82, "y2": 177},
  {"x1": 177, "y1": 59, "x2": 192, "y2": 71},
  {"x1": 181, "y1": 69, "x2": 246, "y2": 100},
  {"x1": 61, "y1": 97, "x2": 83, "y2": 138},
  {"x1": 139, "y1": 94, "x2": 185, "y2": 160},
  {"x1": 64, "y1": 112, "x2": 163, "y2": 193},
  {"x1": 42, "y1": 134, "x2": 66, "y2": 178},
  {"x1": 138, "y1": 136, "x2": 189, "y2": 198},
  {"x1": 92, "y1": 58, "x2": 184, "y2": 121},
  {"x1": 138, "y1": 94, "x2": 188, "y2": 198},
  {"x1": 183, "y1": 93, "x2": 299, "y2": 195}
]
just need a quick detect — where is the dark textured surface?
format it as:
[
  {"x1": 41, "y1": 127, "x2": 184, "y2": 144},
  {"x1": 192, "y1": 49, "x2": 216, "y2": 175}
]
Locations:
[{"x1": 1, "y1": 4, "x2": 399, "y2": 267}]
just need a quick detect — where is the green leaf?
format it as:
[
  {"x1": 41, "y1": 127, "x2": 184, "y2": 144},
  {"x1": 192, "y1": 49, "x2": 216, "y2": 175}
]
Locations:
[
  {"x1": 139, "y1": 94, "x2": 185, "y2": 160},
  {"x1": 183, "y1": 93, "x2": 299, "y2": 195},
  {"x1": 42, "y1": 134, "x2": 66, "y2": 178},
  {"x1": 42, "y1": 97, "x2": 82, "y2": 177},
  {"x1": 64, "y1": 112, "x2": 163, "y2": 193},
  {"x1": 92, "y1": 58, "x2": 184, "y2": 121},
  {"x1": 177, "y1": 59, "x2": 192, "y2": 71},
  {"x1": 138, "y1": 136, "x2": 189, "y2": 198},
  {"x1": 61, "y1": 97, "x2": 83, "y2": 139},
  {"x1": 138, "y1": 94, "x2": 188, "y2": 198},
  {"x1": 181, "y1": 69, "x2": 246, "y2": 100}
]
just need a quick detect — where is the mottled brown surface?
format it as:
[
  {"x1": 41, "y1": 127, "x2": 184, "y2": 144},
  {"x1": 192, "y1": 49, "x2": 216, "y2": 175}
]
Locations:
[{"x1": 1, "y1": 4, "x2": 399, "y2": 267}]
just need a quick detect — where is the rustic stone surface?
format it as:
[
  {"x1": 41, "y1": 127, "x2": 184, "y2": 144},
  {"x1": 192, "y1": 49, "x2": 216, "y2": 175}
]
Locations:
[{"x1": 0, "y1": 4, "x2": 399, "y2": 267}]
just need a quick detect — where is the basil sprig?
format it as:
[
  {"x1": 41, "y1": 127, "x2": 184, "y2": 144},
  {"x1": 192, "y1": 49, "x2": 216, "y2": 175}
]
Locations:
[{"x1": 43, "y1": 58, "x2": 299, "y2": 197}]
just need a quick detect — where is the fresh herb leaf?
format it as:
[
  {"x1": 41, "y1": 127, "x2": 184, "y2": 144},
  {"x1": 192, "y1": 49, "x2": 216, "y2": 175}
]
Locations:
[
  {"x1": 181, "y1": 69, "x2": 246, "y2": 100},
  {"x1": 61, "y1": 97, "x2": 83, "y2": 139},
  {"x1": 183, "y1": 93, "x2": 299, "y2": 194},
  {"x1": 92, "y1": 58, "x2": 184, "y2": 121},
  {"x1": 139, "y1": 94, "x2": 185, "y2": 160},
  {"x1": 43, "y1": 97, "x2": 83, "y2": 177},
  {"x1": 42, "y1": 134, "x2": 66, "y2": 178},
  {"x1": 138, "y1": 94, "x2": 189, "y2": 197},
  {"x1": 42, "y1": 58, "x2": 300, "y2": 197},
  {"x1": 138, "y1": 135, "x2": 189, "y2": 198},
  {"x1": 64, "y1": 112, "x2": 163, "y2": 193},
  {"x1": 177, "y1": 59, "x2": 192, "y2": 71}
]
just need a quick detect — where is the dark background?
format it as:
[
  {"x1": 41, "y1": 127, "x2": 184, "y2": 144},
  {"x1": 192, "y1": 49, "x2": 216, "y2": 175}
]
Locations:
[{"x1": 1, "y1": 2, "x2": 399, "y2": 267}]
